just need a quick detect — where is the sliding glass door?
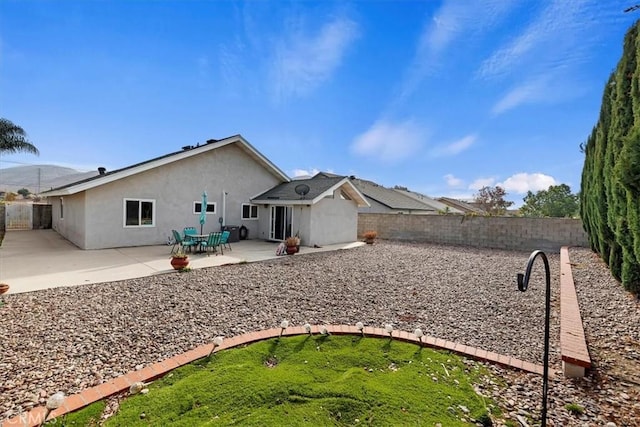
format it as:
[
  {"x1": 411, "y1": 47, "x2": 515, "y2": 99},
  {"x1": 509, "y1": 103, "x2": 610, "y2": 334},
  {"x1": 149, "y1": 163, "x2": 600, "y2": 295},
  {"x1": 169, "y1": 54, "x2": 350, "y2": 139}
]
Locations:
[{"x1": 270, "y1": 206, "x2": 293, "y2": 241}]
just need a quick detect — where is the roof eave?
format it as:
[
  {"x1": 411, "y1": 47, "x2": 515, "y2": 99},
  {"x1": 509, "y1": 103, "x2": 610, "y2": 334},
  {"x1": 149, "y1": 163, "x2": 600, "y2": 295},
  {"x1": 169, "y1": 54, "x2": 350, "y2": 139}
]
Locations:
[
  {"x1": 251, "y1": 199, "x2": 314, "y2": 205},
  {"x1": 42, "y1": 135, "x2": 290, "y2": 196},
  {"x1": 311, "y1": 178, "x2": 369, "y2": 207}
]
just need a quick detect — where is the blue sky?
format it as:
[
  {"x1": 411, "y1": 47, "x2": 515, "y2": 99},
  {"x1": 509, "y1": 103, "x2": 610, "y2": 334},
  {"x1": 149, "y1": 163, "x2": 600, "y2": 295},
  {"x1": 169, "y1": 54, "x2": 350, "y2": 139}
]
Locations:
[{"x1": 1, "y1": 1, "x2": 637, "y2": 205}]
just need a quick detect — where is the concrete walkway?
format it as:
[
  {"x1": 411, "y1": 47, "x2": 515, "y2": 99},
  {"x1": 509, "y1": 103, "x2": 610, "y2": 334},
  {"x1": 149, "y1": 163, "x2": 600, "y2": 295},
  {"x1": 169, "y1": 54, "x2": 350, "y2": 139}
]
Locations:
[{"x1": 0, "y1": 230, "x2": 363, "y2": 295}]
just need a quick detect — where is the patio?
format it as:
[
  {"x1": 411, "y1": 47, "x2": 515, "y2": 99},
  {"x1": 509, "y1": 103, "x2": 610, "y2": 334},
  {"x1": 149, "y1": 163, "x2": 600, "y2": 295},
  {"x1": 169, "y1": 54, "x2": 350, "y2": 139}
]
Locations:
[{"x1": 0, "y1": 230, "x2": 363, "y2": 294}]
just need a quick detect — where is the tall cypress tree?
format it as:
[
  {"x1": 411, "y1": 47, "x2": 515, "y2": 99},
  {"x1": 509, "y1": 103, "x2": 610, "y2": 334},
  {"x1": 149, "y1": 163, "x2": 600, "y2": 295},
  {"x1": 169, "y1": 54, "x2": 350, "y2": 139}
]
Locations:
[{"x1": 581, "y1": 21, "x2": 640, "y2": 294}]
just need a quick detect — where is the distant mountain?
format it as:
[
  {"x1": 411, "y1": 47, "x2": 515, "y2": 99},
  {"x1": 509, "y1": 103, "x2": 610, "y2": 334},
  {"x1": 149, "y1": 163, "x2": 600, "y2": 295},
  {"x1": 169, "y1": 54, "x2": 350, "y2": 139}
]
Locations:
[{"x1": 0, "y1": 165, "x2": 98, "y2": 194}]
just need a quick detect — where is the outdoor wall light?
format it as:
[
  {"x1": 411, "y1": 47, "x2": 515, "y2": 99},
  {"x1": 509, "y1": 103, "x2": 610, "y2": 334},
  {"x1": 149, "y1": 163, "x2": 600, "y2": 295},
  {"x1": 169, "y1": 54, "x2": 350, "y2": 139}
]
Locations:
[
  {"x1": 40, "y1": 391, "x2": 64, "y2": 426},
  {"x1": 384, "y1": 323, "x2": 394, "y2": 337},
  {"x1": 279, "y1": 320, "x2": 289, "y2": 337},
  {"x1": 414, "y1": 328, "x2": 424, "y2": 343},
  {"x1": 208, "y1": 336, "x2": 224, "y2": 357}
]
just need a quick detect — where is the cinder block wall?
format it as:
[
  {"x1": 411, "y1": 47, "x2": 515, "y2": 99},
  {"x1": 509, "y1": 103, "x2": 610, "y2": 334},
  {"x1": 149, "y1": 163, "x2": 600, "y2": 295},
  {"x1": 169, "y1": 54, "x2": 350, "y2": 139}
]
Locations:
[{"x1": 358, "y1": 214, "x2": 589, "y2": 252}]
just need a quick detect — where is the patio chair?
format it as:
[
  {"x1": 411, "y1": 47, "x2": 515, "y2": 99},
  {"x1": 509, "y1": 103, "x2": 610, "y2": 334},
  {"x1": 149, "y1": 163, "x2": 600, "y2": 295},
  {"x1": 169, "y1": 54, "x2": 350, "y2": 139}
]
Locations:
[
  {"x1": 201, "y1": 231, "x2": 223, "y2": 256},
  {"x1": 172, "y1": 229, "x2": 196, "y2": 253},
  {"x1": 220, "y1": 230, "x2": 232, "y2": 251},
  {"x1": 183, "y1": 227, "x2": 197, "y2": 238}
]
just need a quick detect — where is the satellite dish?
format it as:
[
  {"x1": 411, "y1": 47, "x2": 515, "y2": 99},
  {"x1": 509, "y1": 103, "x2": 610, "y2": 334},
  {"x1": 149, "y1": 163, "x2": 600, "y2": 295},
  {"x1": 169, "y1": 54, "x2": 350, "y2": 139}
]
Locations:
[{"x1": 294, "y1": 184, "x2": 310, "y2": 199}]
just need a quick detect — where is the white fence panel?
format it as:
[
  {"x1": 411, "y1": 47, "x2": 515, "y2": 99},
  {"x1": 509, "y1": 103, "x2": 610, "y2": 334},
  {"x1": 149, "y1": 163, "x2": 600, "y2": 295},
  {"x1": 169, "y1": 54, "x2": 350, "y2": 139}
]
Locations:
[{"x1": 5, "y1": 202, "x2": 33, "y2": 230}]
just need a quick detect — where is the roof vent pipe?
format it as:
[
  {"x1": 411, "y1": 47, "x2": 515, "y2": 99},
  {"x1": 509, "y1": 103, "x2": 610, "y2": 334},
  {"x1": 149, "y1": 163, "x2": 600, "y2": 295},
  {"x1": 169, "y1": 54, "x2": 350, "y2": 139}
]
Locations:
[{"x1": 98, "y1": 167, "x2": 107, "y2": 175}]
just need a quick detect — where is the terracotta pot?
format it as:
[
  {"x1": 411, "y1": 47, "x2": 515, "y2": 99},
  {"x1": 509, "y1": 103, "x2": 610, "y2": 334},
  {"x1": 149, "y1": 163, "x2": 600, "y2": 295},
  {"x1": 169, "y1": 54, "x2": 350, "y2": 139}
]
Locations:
[
  {"x1": 170, "y1": 257, "x2": 189, "y2": 270},
  {"x1": 286, "y1": 246, "x2": 297, "y2": 255},
  {"x1": 0, "y1": 283, "x2": 9, "y2": 295}
]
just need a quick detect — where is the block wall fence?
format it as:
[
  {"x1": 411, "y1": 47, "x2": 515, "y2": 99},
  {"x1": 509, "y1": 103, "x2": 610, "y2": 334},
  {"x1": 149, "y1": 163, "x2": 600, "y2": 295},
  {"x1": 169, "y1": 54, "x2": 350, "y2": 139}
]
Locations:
[{"x1": 358, "y1": 214, "x2": 589, "y2": 252}]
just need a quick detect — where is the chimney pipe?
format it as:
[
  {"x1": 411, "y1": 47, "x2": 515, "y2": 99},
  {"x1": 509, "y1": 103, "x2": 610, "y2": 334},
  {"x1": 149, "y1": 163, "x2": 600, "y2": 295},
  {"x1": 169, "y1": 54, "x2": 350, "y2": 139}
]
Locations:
[{"x1": 98, "y1": 167, "x2": 107, "y2": 175}]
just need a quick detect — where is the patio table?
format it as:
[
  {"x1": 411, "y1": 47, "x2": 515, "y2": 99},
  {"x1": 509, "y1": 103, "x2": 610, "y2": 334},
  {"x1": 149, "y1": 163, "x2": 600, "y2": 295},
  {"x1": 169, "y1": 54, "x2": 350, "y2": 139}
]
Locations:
[{"x1": 189, "y1": 234, "x2": 209, "y2": 253}]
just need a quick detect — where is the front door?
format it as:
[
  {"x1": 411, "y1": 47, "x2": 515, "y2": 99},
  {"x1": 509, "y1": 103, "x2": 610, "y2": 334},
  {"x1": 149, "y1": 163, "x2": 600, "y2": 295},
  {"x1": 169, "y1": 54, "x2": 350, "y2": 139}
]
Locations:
[{"x1": 270, "y1": 206, "x2": 292, "y2": 241}]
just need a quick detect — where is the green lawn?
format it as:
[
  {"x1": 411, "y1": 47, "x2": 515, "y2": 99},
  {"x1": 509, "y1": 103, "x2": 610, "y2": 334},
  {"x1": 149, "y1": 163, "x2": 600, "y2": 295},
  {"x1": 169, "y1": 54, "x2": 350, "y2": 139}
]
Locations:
[{"x1": 54, "y1": 335, "x2": 497, "y2": 426}]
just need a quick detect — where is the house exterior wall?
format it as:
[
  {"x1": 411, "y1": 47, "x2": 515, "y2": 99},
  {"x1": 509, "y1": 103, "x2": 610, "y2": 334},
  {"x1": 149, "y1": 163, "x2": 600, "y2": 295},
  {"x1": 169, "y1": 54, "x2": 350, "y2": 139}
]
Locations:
[
  {"x1": 68, "y1": 143, "x2": 281, "y2": 249},
  {"x1": 293, "y1": 205, "x2": 312, "y2": 246},
  {"x1": 309, "y1": 190, "x2": 358, "y2": 246},
  {"x1": 358, "y1": 213, "x2": 589, "y2": 252},
  {"x1": 254, "y1": 205, "x2": 271, "y2": 241},
  {"x1": 51, "y1": 193, "x2": 87, "y2": 248}
]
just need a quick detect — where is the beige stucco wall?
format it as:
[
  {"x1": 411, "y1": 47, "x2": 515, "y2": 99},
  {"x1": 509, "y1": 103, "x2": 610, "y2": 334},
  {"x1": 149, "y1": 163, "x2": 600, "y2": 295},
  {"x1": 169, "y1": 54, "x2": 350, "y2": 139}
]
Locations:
[
  {"x1": 62, "y1": 143, "x2": 281, "y2": 249},
  {"x1": 309, "y1": 190, "x2": 358, "y2": 246},
  {"x1": 51, "y1": 193, "x2": 87, "y2": 248},
  {"x1": 253, "y1": 205, "x2": 271, "y2": 241},
  {"x1": 292, "y1": 205, "x2": 312, "y2": 245}
]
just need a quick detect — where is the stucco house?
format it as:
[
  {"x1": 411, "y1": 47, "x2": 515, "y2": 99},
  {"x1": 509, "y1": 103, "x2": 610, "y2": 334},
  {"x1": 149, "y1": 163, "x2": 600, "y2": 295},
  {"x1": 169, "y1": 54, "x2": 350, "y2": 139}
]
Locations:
[
  {"x1": 252, "y1": 174, "x2": 368, "y2": 246},
  {"x1": 42, "y1": 135, "x2": 367, "y2": 249}
]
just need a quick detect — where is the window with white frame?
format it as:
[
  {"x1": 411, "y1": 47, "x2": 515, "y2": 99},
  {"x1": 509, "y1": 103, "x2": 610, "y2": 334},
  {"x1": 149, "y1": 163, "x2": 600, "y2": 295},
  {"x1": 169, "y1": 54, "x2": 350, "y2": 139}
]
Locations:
[
  {"x1": 124, "y1": 199, "x2": 155, "y2": 227},
  {"x1": 242, "y1": 203, "x2": 258, "y2": 220},
  {"x1": 193, "y1": 201, "x2": 216, "y2": 214}
]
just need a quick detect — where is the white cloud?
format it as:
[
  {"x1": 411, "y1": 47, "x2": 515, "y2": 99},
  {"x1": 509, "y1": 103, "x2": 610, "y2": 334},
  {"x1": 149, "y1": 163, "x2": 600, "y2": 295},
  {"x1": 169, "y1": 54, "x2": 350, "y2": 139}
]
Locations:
[
  {"x1": 477, "y1": 0, "x2": 593, "y2": 80},
  {"x1": 351, "y1": 119, "x2": 426, "y2": 163},
  {"x1": 430, "y1": 134, "x2": 476, "y2": 157},
  {"x1": 291, "y1": 168, "x2": 320, "y2": 178},
  {"x1": 468, "y1": 177, "x2": 497, "y2": 191},
  {"x1": 398, "y1": 0, "x2": 514, "y2": 100},
  {"x1": 478, "y1": 0, "x2": 621, "y2": 79},
  {"x1": 477, "y1": 1, "x2": 624, "y2": 114},
  {"x1": 291, "y1": 168, "x2": 336, "y2": 178},
  {"x1": 497, "y1": 173, "x2": 557, "y2": 194},
  {"x1": 491, "y1": 74, "x2": 588, "y2": 115},
  {"x1": 444, "y1": 173, "x2": 464, "y2": 187},
  {"x1": 442, "y1": 191, "x2": 475, "y2": 202},
  {"x1": 271, "y1": 15, "x2": 359, "y2": 102},
  {"x1": 491, "y1": 79, "x2": 546, "y2": 115}
]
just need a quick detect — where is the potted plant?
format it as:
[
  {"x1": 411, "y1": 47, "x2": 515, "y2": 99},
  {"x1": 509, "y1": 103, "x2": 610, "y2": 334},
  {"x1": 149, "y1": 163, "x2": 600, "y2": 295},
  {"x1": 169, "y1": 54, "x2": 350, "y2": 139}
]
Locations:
[
  {"x1": 285, "y1": 236, "x2": 300, "y2": 255},
  {"x1": 363, "y1": 230, "x2": 377, "y2": 244},
  {"x1": 170, "y1": 250, "x2": 190, "y2": 270}
]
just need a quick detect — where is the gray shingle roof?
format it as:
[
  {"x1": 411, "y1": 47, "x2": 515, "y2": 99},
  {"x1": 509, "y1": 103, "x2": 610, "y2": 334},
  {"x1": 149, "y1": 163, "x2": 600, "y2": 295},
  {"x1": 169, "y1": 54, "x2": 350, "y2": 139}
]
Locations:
[
  {"x1": 252, "y1": 176, "x2": 346, "y2": 202},
  {"x1": 352, "y1": 179, "x2": 437, "y2": 211},
  {"x1": 395, "y1": 189, "x2": 462, "y2": 213}
]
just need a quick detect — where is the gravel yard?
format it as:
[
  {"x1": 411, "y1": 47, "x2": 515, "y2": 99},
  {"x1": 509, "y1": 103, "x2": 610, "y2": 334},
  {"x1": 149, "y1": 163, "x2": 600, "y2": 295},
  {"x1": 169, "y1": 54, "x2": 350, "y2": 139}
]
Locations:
[{"x1": 1, "y1": 241, "x2": 638, "y2": 425}]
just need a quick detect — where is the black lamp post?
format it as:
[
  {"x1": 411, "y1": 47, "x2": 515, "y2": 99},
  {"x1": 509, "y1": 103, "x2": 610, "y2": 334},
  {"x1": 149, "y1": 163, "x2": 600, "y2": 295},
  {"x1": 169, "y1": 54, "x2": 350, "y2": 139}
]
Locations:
[{"x1": 516, "y1": 250, "x2": 551, "y2": 427}]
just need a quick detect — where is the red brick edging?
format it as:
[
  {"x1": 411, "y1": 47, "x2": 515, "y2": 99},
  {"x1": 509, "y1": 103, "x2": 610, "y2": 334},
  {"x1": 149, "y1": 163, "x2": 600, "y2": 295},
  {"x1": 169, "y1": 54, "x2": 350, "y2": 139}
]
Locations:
[
  {"x1": 560, "y1": 246, "x2": 592, "y2": 377},
  {"x1": 2, "y1": 326, "x2": 544, "y2": 427}
]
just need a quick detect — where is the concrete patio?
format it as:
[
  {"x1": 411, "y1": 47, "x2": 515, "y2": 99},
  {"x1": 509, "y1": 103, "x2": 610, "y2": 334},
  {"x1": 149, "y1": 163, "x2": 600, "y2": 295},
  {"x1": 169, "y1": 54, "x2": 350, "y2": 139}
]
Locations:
[{"x1": 0, "y1": 229, "x2": 363, "y2": 294}]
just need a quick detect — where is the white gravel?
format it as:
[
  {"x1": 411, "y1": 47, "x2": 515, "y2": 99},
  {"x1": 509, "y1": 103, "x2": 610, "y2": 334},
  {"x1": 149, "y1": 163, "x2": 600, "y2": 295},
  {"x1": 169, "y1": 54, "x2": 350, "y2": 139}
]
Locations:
[{"x1": 0, "y1": 241, "x2": 638, "y2": 426}]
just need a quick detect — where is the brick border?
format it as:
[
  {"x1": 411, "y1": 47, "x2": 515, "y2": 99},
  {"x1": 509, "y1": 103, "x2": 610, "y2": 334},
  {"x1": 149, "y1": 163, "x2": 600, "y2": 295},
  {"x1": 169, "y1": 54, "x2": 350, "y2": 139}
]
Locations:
[
  {"x1": 560, "y1": 246, "x2": 592, "y2": 377},
  {"x1": 1, "y1": 326, "x2": 544, "y2": 427}
]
